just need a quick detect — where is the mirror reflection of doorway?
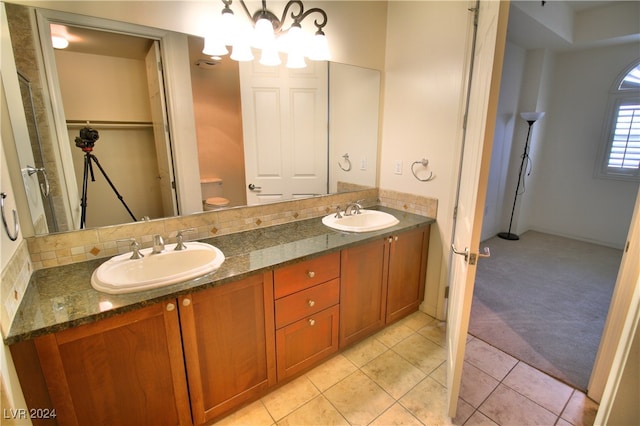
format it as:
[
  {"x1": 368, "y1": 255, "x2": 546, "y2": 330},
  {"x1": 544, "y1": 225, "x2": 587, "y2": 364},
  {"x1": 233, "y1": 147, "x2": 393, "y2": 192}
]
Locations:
[{"x1": 51, "y1": 25, "x2": 178, "y2": 228}]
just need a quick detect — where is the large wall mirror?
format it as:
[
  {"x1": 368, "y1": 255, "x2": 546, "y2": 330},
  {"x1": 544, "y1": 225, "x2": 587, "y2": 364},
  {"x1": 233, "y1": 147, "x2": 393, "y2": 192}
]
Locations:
[{"x1": 4, "y1": 2, "x2": 381, "y2": 236}]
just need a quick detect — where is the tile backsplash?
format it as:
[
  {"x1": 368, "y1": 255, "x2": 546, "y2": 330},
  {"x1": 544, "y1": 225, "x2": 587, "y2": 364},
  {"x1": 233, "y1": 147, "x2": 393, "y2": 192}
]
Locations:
[{"x1": 26, "y1": 188, "x2": 437, "y2": 270}]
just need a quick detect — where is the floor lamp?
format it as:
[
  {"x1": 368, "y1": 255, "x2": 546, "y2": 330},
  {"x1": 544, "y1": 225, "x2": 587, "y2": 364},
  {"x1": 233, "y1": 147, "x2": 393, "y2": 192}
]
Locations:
[{"x1": 498, "y1": 111, "x2": 545, "y2": 241}]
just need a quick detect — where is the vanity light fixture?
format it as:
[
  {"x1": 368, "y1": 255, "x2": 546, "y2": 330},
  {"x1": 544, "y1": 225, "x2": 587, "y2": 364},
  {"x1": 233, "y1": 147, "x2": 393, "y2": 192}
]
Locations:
[{"x1": 203, "y1": 0, "x2": 330, "y2": 68}]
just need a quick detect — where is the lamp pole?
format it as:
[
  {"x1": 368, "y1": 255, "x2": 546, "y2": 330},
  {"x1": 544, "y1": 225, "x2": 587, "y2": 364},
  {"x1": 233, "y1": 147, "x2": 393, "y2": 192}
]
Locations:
[{"x1": 498, "y1": 112, "x2": 545, "y2": 241}]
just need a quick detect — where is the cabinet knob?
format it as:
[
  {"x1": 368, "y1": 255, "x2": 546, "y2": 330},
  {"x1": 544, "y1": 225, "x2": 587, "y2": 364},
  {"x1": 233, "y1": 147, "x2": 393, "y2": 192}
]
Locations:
[
  {"x1": 394, "y1": 236, "x2": 399, "y2": 241},
  {"x1": 166, "y1": 303, "x2": 175, "y2": 312},
  {"x1": 308, "y1": 299, "x2": 315, "y2": 307},
  {"x1": 308, "y1": 318, "x2": 316, "y2": 326},
  {"x1": 182, "y1": 298, "x2": 191, "y2": 307},
  {"x1": 307, "y1": 271, "x2": 315, "y2": 278}
]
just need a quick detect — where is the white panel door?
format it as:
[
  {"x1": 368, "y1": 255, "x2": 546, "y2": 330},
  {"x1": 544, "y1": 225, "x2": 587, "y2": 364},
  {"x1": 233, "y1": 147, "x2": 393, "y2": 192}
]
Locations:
[
  {"x1": 240, "y1": 59, "x2": 328, "y2": 205},
  {"x1": 446, "y1": 0, "x2": 509, "y2": 417}
]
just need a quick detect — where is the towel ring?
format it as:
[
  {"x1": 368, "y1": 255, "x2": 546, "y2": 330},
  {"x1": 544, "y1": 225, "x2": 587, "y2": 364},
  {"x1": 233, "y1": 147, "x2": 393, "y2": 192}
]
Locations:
[
  {"x1": 338, "y1": 153, "x2": 352, "y2": 172},
  {"x1": 411, "y1": 158, "x2": 435, "y2": 182},
  {"x1": 1, "y1": 192, "x2": 19, "y2": 241}
]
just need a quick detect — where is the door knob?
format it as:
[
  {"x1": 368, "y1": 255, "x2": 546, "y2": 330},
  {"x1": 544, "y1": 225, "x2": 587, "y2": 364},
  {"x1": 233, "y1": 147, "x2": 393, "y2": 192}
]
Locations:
[{"x1": 248, "y1": 183, "x2": 262, "y2": 191}]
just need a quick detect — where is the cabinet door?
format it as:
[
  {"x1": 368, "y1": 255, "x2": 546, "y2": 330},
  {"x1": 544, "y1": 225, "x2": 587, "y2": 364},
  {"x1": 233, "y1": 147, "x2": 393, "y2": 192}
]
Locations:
[
  {"x1": 276, "y1": 305, "x2": 339, "y2": 380},
  {"x1": 34, "y1": 301, "x2": 191, "y2": 426},
  {"x1": 339, "y1": 238, "x2": 388, "y2": 348},
  {"x1": 386, "y1": 225, "x2": 430, "y2": 324},
  {"x1": 179, "y1": 272, "x2": 276, "y2": 425}
]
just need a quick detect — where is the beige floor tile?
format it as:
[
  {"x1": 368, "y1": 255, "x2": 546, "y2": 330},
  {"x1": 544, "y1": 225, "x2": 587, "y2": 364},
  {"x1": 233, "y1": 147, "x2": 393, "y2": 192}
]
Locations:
[
  {"x1": 370, "y1": 403, "x2": 423, "y2": 425},
  {"x1": 463, "y1": 410, "x2": 499, "y2": 426},
  {"x1": 213, "y1": 400, "x2": 274, "y2": 426},
  {"x1": 342, "y1": 335, "x2": 389, "y2": 367},
  {"x1": 417, "y1": 318, "x2": 447, "y2": 347},
  {"x1": 398, "y1": 310, "x2": 434, "y2": 331},
  {"x1": 323, "y1": 370, "x2": 395, "y2": 425},
  {"x1": 460, "y1": 362, "x2": 499, "y2": 408},
  {"x1": 464, "y1": 338, "x2": 518, "y2": 380},
  {"x1": 374, "y1": 321, "x2": 415, "y2": 348},
  {"x1": 306, "y1": 354, "x2": 358, "y2": 392},
  {"x1": 503, "y1": 362, "x2": 573, "y2": 415},
  {"x1": 560, "y1": 390, "x2": 598, "y2": 426},
  {"x1": 261, "y1": 376, "x2": 320, "y2": 421},
  {"x1": 393, "y1": 333, "x2": 447, "y2": 375},
  {"x1": 278, "y1": 395, "x2": 349, "y2": 426},
  {"x1": 399, "y1": 376, "x2": 452, "y2": 425},
  {"x1": 361, "y1": 350, "x2": 426, "y2": 399},
  {"x1": 479, "y1": 384, "x2": 558, "y2": 425},
  {"x1": 430, "y1": 361, "x2": 448, "y2": 387}
]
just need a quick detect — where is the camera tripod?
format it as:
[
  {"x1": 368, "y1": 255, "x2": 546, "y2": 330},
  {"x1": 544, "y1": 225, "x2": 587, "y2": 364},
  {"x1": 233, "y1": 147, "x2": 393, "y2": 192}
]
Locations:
[{"x1": 76, "y1": 127, "x2": 136, "y2": 229}]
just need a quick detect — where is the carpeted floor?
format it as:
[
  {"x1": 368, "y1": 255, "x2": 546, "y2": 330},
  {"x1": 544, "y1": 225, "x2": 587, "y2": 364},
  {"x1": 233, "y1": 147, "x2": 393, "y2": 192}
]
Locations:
[{"x1": 469, "y1": 231, "x2": 622, "y2": 391}]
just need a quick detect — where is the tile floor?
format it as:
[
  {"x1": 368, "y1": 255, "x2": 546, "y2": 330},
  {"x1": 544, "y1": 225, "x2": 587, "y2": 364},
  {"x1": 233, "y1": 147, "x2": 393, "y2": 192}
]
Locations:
[{"x1": 215, "y1": 311, "x2": 599, "y2": 426}]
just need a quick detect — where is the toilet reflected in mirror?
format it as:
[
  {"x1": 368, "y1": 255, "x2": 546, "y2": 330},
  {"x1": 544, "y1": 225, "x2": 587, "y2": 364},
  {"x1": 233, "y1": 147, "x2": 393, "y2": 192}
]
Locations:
[{"x1": 200, "y1": 178, "x2": 230, "y2": 211}]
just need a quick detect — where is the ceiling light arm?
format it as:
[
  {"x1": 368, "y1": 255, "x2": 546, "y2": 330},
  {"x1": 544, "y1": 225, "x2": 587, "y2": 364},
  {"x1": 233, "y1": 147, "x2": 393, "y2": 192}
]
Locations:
[{"x1": 281, "y1": 0, "x2": 327, "y2": 33}]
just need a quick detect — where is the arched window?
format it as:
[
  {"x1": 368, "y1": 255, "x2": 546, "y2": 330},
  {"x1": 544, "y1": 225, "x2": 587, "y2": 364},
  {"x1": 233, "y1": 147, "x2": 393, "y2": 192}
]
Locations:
[{"x1": 597, "y1": 61, "x2": 640, "y2": 181}]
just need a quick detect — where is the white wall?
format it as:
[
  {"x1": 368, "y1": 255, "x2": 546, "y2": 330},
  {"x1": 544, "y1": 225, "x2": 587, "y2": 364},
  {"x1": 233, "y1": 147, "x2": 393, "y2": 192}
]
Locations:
[
  {"x1": 482, "y1": 41, "x2": 525, "y2": 241},
  {"x1": 527, "y1": 43, "x2": 639, "y2": 249},
  {"x1": 381, "y1": 1, "x2": 471, "y2": 318}
]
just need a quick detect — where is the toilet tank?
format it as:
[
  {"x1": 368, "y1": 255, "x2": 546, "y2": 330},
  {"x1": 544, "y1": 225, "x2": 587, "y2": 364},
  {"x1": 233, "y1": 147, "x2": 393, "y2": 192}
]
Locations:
[{"x1": 200, "y1": 178, "x2": 223, "y2": 199}]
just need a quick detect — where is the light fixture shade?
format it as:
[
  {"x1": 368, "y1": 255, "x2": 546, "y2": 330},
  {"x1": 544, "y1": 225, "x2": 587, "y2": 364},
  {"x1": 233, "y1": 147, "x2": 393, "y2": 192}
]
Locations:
[
  {"x1": 220, "y1": 10, "x2": 238, "y2": 46},
  {"x1": 520, "y1": 111, "x2": 545, "y2": 122},
  {"x1": 51, "y1": 35, "x2": 69, "y2": 49},
  {"x1": 260, "y1": 41, "x2": 282, "y2": 66},
  {"x1": 308, "y1": 33, "x2": 330, "y2": 61},
  {"x1": 231, "y1": 42, "x2": 254, "y2": 61},
  {"x1": 203, "y1": 33, "x2": 229, "y2": 56},
  {"x1": 253, "y1": 18, "x2": 275, "y2": 49}
]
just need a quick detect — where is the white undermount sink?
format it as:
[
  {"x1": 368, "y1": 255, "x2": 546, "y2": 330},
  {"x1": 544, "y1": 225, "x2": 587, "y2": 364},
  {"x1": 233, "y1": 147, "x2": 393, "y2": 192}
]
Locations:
[
  {"x1": 322, "y1": 209, "x2": 399, "y2": 233},
  {"x1": 91, "y1": 242, "x2": 225, "y2": 294}
]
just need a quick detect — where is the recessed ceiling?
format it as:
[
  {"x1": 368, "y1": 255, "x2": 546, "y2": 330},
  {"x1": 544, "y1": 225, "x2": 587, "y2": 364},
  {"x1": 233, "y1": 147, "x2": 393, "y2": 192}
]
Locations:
[{"x1": 50, "y1": 24, "x2": 153, "y2": 59}]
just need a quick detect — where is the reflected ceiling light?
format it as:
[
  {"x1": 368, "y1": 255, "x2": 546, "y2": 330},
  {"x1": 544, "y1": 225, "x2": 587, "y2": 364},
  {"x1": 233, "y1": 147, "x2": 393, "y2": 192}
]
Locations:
[
  {"x1": 203, "y1": 0, "x2": 330, "y2": 68},
  {"x1": 51, "y1": 35, "x2": 69, "y2": 49}
]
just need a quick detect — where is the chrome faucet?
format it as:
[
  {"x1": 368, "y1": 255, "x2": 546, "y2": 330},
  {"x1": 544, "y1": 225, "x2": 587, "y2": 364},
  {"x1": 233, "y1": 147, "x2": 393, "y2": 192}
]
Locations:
[
  {"x1": 120, "y1": 238, "x2": 144, "y2": 260},
  {"x1": 344, "y1": 201, "x2": 362, "y2": 216},
  {"x1": 174, "y1": 228, "x2": 195, "y2": 251},
  {"x1": 151, "y1": 234, "x2": 165, "y2": 254}
]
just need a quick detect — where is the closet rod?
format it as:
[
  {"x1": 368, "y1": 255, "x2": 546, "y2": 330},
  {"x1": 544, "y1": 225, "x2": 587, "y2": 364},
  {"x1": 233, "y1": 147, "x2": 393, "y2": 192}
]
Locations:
[{"x1": 66, "y1": 120, "x2": 153, "y2": 129}]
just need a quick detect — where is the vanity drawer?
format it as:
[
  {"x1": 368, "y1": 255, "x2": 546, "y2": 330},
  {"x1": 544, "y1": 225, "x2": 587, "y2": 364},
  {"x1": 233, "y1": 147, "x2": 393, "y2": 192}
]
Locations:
[
  {"x1": 275, "y1": 305, "x2": 340, "y2": 381},
  {"x1": 275, "y1": 279, "x2": 339, "y2": 328},
  {"x1": 274, "y1": 252, "x2": 340, "y2": 298}
]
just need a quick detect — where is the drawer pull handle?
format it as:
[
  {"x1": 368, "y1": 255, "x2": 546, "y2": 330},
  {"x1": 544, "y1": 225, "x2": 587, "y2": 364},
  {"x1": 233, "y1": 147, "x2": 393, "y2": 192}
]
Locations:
[
  {"x1": 308, "y1": 299, "x2": 315, "y2": 307},
  {"x1": 308, "y1": 318, "x2": 316, "y2": 326},
  {"x1": 182, "y1": 298, "x2": 191, "y2": 307},
  {"x1": 166, "y1": 303, "x2": 175, "y2": 312},
  {"x1": 307, "y1": 271, "x2": 316, "y2": 278}
]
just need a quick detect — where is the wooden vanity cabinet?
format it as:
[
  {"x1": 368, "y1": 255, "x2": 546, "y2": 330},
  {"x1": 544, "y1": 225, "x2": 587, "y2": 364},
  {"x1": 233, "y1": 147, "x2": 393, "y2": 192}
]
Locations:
[
  {"x1": 178, "y1": 272, "x2": 276, "y2": 425},
  {"x1": 339, "y1": 238, "x2": 388, "y2": 348},
  {"x1": 28, "y1": 301, "x2": 192, "y2": 426},
  {"x1": 340, "y1": 225, "x2": 430, "y2": 348},
  {"x1": 273, "y1": 252, "x2": 340, "y2": 380},
  {"x1": 386, "y1": 225, "x2": 430, "y2": 324}
]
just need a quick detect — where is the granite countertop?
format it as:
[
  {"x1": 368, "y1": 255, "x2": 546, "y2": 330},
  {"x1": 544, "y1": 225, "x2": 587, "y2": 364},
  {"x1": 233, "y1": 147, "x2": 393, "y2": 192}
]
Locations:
[{"x1": 5, "y1": 206, "x2": 434, "y2": 345}]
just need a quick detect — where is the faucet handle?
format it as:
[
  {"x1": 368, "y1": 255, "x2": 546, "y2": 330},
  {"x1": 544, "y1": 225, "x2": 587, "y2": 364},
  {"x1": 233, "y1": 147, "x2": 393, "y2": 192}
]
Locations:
[
  {"x1": 334, "y1": 206, "x2": 342, "y2": 219},
  {"x1": 117, "y1": 238, "x2": 144, "y2": 259},
  {"x1": 174, "y1": 228, "x2": 196, "y2": 251}
]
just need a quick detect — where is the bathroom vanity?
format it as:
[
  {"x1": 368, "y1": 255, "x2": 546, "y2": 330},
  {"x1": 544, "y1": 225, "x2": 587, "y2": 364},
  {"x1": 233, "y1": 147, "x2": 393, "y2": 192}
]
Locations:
[{"x1": 7, "y1": 207, "x2": 433, "y2": 425}]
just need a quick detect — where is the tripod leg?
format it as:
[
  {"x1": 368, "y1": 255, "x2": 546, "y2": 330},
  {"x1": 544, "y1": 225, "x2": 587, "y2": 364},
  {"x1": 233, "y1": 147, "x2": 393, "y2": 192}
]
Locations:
[
  {"x1": 88, "y1": 154, "x2": 137, "y2": 222},
  {"x1": 80, "y1": 154, "x2": 90, "y2": 229}
]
